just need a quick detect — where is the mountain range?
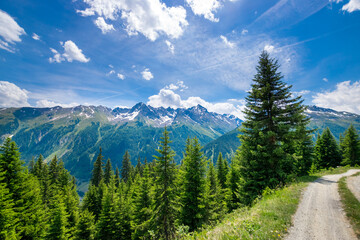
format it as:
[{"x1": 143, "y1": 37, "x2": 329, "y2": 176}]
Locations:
[{"x1": 1, "y1": 103, "x2": 359, "y2": 194}]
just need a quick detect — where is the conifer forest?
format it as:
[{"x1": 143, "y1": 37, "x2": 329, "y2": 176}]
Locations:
[{"x1": 1, "y1": 52, "x2": 360, "y2": 240}]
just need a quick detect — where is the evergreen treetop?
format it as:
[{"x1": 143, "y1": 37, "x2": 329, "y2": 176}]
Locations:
[{"x1": 91, "y1": 148, "x2": 104, "y2": 187}]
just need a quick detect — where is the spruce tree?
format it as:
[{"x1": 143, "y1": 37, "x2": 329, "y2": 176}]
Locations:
[
  {"x1": 314, "y1": 127, "x2": 342, "y2": 169},
  {"x1": 96, "y1": 181, "x2": 120, "y2": 240},
  {"x1": 104, "y1": 158, "x2": 113, "y2": 185},
  {"x1": 121, "y1": 150, "x2": 131, "y2": 183},
  {"x1": 47, "y1": 199, "x2": 69, "y2": 240},
  {"x1": 135, "y1": 156, "x2": 143, "y2": 177},
  {"x1": 226, "y1": 157, "x2": 241, "y2": 211},
  {"x1": 49, "y1": 155, "x2": 60, "y2": 185},
  {"x1": 75, "y1": 210, "x2": 95, "y2": 240},
  {"x1": 114, "y1": 167, "x2": 120, "y2": 188},
  {"x1": 0, "y1": 171, "x2": 17, "y2": 239},
  {"x1": 216, "y1": 152, "x2": 227, "y2": 189},
  {"x1": 19, "y1": 174, "x2": 47, "y2": 239},
  {"x1": 82, "y1": 182, "x2": 105, "y2": 221},
  {"x1": 293, "y1": 124, "x2": 314, "y2": 175},
  {"x1": 0, "y1": 138, "x2": 23, "y2": 195},
  {"x1": 205, "y1": 161, "x2": 225, "y2": 223},
  {"x1": 341, "y1": 124, "x2": 360, "y2": 166},
  {"x1": 133, "y1": 164, "x2": 152, "y2": 239},
  {"x1": 0, "y1": 138, "x2": 47, "y2": 238},
  {"x1": 34, "y1": 154, "x2": 45, "y2": 178},
  {"x1": 152, "y1": 127, "x2": 177, "y2": 240},
  {"x1": 238, "y1": 51, "x2": 309, "y2": 204},
  {"x1": 180, "y1": 137, "x2": 207, "y2": 231},
  {"x1": 91, "y1": 148, "x2": 104, "y2": 187}
]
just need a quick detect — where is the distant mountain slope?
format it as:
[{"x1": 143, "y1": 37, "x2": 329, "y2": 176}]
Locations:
[
  {"x1": 203, "y1": 106, "x2": 360, "y2": 163},
  {"x1": 0, "y1": 103, "x2": 241, "y2": 186}
]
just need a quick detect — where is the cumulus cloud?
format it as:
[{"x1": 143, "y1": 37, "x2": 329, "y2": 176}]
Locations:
[
  {"x1": 186, "y1": 0, "x2": 221, "y2": 22},
  {"x1": 0, "y1": 81, "x2": 30, "y2": 107},
  {"x1": 77, "y1": 0, "x2": 188, "y2": 41},
  {"x1": 36, "y1": 100, "x2": 79, "y2": 108},
  {"x1": 165, "y1": 40, "x2": 175, "y2": 54},
  {"x1": 147, "y1": 87, "x2": 246, "y2": 119},
  {"x1": 49, "y1": 40, "x2": 90, "y2": 63},
  {"x1": 141, "y1": 68, "x2": 153, "y2": 80},
  {"x1": 220, "y1": 35, "x2": 235, "y2": 48},
  {"x1": 117, "y1": 73, "x2": 125, "y2": 80},
  {"x1": 32, "y1": 33, "x2": 40, "y2": 40},
  {"x1": 323, "y1": 77, "x2": 328, "y2": 82},
  {"x1": 264, "y1": 44, "x2": 275, "y2": 53},
  {"x1": 0, "y1": 10, "x2": 26, "y2": 52},
  {"x1": 94, "y1": 17, "x2": 115, "y2": 34},
  {"x1": 312, "y1": 80, "x2": 360, "y2": 114}
]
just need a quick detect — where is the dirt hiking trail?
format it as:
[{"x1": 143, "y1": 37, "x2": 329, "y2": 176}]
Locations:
[{"x1": 285, "y1": 169, "x2": 360, "y2": 240}]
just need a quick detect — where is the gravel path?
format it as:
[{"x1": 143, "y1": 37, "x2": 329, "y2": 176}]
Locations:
[
  {"x1": 347, "y1": 174, "x2": 360, "y2": 202},
  {"x1": 285, "y1": 169, "x2": 360, "y2": 240}
]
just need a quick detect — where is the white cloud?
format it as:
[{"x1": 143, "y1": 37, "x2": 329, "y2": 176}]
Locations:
[
  {"x1": 0, "y1": 10, "x2": 26, "y2": 52},
  {"x1": 264, "y1": 44, "x2": 275, "y2": 53},
  {"x1": 94, "y1": 17, "x2": 115, "y2": 34},
  {"x1": 342, "y1": 0, "x2": 360, "y2": 12},
  {"x1": 141, "y1": 68, "x2": 154, "y2": 80},
  {"x1": 117, "y1": 73, "x2": 125, "y2": 80},
  {"x1": 109, "y1": 64, "x2": 114, "y2": 68},
  {"x1": 49, "y1": 40, "x2": 90, "y2": 63},
  {"x1": 49, "y1": 48, "x2": 64, "y2": 63},
  {"x1": 147, "y1": 87, "x2": 246, "y2": 119},
  {"x1": 323, "y1": 77, "x2": 328, "y2": 82},
  {"x1": 0, "y1": 81, "x2": 30, "y2": 107},
  {"x1": 107, "y1": 70, "x2": 115, "y2": 76},
  {"x1": 77, "y1": 0, "x2": 188, "y2": 41},
  {"x1": 241, "y1": 29, "x2": 248, "y2": 35},
  {"x1": 312, "y1": 80, "x2": 360, "y2": 114},
  {"x1": 165, "y1": 40, "x2": 175, "y2": 54},
  {"x1": 220, "y1": 35, "x2": 235, "y2": 48},
  {"x1": 36, "y1": 99, "x2": 79, "y2": 108},
  {"x1": 32, "y1": 33, "x2": 40, "y2": 40},
  {"x1": 186, "y1": 0, "x2": 221, "y2": 22},
  {"x1": 164, "y1": 81, "x2": 188, "y2": 91}
]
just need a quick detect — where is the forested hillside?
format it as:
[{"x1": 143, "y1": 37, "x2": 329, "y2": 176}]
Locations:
[{"x1": 0, "y1": 103, "x2": 240, "y2": 189}]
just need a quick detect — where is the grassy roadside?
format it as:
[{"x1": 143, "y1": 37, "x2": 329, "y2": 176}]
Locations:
[
  {"x1": 183, "y1": 166, "x2": 357, "y2": 240},
  {"x1": 338, "y1": 172, "x2": 360, "y2": 238}
]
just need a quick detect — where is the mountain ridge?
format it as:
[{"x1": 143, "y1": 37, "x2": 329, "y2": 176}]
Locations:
[{"x1": 1, "y1": 103, "x2": 360, "y2": 194}]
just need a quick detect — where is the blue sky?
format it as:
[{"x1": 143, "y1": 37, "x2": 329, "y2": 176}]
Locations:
[{"x1": 0, "y1": 0, "x2": 360, "y2": 119}]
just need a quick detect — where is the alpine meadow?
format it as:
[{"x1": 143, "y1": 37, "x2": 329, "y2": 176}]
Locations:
[{"x1": 1, "y1": 0, "x2": 360, "y2": 239}]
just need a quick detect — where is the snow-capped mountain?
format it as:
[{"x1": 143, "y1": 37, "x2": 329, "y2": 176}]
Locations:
[{"x1": 110, "y1": 102, "x2": 241, "y2": 129}]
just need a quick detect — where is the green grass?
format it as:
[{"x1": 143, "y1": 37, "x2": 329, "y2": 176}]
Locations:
[
  {"x1": 183, "y1": 166, "x2": 358, "y2": 240},
  {"x1": 338, "y1": 172, "x2": 360, "y2": 238}
]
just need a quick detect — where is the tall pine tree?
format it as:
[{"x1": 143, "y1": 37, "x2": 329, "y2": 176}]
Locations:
[
  {"x1": 104, "y1": 158, "x2": 113, "y2": 185},
  {"x1": 238, "y1": 51, "x2": 309, "y2": 204},
  {"x1": 91, "y1": 148, "x2": 104, "y2": 187},
  {"x1": 152, "y1": 127, "x2": 177, "y2": 240},
  {"x1": 121, "y1": 150, "x2": 131, "y2": 183},
  {"x1": 180, "y1": 137, "x2": 207, "y2": 231}
]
